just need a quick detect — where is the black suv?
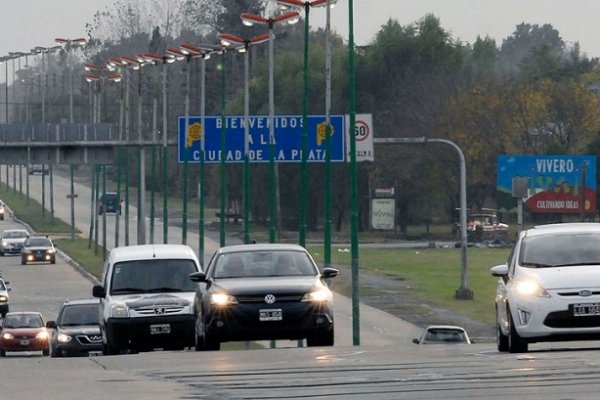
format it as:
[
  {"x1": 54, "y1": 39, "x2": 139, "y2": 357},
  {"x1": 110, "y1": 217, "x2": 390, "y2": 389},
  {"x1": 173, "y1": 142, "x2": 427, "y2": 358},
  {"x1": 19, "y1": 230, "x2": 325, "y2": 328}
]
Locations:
[{"x1": 46, "y1": 299, "x2": 102, "y2": 357}]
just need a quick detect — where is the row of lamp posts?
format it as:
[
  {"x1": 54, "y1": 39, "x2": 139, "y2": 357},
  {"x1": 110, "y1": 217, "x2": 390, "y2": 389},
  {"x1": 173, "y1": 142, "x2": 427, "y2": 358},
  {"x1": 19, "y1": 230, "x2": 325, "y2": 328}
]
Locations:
[{"x1": 1, "y1": 0, "x2": 361, "y2": 345}]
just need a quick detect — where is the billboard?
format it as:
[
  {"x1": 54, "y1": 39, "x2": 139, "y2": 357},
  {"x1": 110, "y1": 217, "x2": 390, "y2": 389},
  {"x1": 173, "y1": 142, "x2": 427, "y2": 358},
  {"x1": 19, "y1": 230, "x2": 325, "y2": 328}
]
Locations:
[
  {"x1": 178, "y1": 115, "x2": 345, "y2": 164},
  {"x1": 497, "y1": 155, "x2": 597, "y2": 214}
]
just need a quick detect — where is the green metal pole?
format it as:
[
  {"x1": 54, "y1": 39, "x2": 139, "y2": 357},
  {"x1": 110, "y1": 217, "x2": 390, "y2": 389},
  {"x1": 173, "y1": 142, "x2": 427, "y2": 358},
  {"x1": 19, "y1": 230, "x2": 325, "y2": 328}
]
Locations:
[
  {"x1": 94, "y1": 165, "x2": 99, "y2": 255},
  {"x1": 243, "y1": 43, "x2": 251, "y2": 244},
  {"x1": 70, "y1": 165, "x2": 75, "y2": 240},
  {"x1": 162, "y1": 60, "x2": 169, "y2": 244},
  {"x1": 268, "y1": 23, "x2": 277, "y2": 244},
  {"x1": 199, "y1": 56, "x2": 207, "y2": 262},
  {"x1": 219, "y1": 50, "x2": 227, "y2": 247},
  {"x1": 324, "y1": 0, "x2": 333, "y2": 268},
  {"x1": 348, "y1": 0, "x2": 360, "y2": 346},
  {"x1": 182, "y1": 56, "x2": 191, "y2": 245},
  {"x1": 102, "y1": 165, "x2": 107, "y2": 260},
  {"x1": 299, "y1": 3, "x2": 310, "y2": 248},
  {"x1": 150, "y1": 96, "x2": 157, "y2": 244},
  {"x1": 88, "y1": 165, "x2": 95, "y2": 249}
]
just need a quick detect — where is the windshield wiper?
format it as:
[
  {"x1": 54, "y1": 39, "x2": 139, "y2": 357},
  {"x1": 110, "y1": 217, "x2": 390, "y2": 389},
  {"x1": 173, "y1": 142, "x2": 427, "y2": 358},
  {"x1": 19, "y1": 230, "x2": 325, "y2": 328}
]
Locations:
[
  {"x1": 147, "y1": 287, "x2": 183, "y2": 292},
  {"x1": 111, "y1": 287, "x2": 146, "y2": 294},
  {"x1": 552, "y1": 262, "x2": 600, "y2": 267},
  {"x1": 520, "y1": 261, "x2": 556, "y2": 268}
]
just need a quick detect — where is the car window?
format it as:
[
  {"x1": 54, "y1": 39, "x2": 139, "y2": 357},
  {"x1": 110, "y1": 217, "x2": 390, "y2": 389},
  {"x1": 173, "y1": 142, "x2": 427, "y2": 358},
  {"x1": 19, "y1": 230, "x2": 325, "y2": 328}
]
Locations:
[
  {"x1": 4, "y1": 231, "x2": 27, "y2": 238},
  {"x1": 26, "y1": 238, "x2": 52, "y2": 247},
  {"x1": 110, "y1": 259, "x2": 198, "y2": 294},
  {"x1": 520, "y1": 233, "x2": 600, "y2": 267},
  {"x1": 59, "y1": 304, "x2": 99, "y2": 326},
  {"x1": 4, "y1": 314, "x2": 43, "y2": 328},
  {"x1": 424, "y1": 328, "x2": 468, "y2": 343},
  {"x1": 0, "y1": 280, "x2": 5, "y2": 290}
]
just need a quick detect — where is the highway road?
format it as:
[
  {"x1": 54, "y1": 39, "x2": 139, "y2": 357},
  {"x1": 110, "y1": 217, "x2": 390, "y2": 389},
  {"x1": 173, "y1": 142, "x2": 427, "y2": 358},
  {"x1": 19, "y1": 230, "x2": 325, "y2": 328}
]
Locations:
[{"x1": 3, "y1": 167, "x2": 600, "y2": 399}]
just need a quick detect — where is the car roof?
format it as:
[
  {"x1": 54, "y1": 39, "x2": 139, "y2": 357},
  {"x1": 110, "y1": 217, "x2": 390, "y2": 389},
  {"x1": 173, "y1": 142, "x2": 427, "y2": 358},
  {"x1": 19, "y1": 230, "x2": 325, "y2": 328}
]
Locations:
[
  {"x1": 27, "y1": 236, "x2": 52, "y2": 240},
  {"x1": 425, "y1": 325, "x2": 468, "y2": 332},
  {"x1": 2, "y1": 229, "x2": 28, "y2": 233},
  {"x1": 216, "y1": 243, "x2": 309, "y2": 255},
  {"x1": 109, "y1": 244, "x2": 199, "y2": 262},
  {"x1": 527, "y1": 222, "x2": 600, "y2": 237},
  {"x1": 5, "y1": 311, "x2": 43, "y2": 316},
  {"x1": 62, "y1": 298, "x2": 99, "y2": 306}
]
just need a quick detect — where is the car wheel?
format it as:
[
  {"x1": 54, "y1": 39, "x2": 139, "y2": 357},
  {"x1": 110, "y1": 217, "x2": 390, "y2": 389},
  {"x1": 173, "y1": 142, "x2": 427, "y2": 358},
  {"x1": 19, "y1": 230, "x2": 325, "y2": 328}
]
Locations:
[
  {"x1": 508, "y1": 306, "x2": 528, "y2": 353},
  {"x1": 0, "y1": 349, "x2": 5, "y2": 357},
  {"x1": 50, "y1": 348, "x2": 59, "y2": 358},
  {"x1": 306, "y1": 328, "x2": 335, "y2": 347},
  {"x1": 497, "y1": 324, "x2": 509, "y2": 352},
  {"x1": 0, "y1": 252, "x2": 4, "y2": 256},
  {"x1": 43, "y1": 348, "x2": 50, "y2": 356},
  {"x1": 51, "y1": 257, "x2": 56, "y2": 264},
  {"x1": 202, "y1": 328, "x2": 220, "y2": 351},
  {"x1": 21, "y1": 258, "x2": 26, "y2": 265},
  {"x1": 103, "y1": 341, "x2": 119, "y2": 356}
]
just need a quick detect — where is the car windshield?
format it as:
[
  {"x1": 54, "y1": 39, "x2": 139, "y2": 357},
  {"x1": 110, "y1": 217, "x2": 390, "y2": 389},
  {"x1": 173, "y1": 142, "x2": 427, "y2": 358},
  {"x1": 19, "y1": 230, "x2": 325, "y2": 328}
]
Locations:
[
  {"x1": 520, "y1": 233, "x2": 600, "y2": 267},
  {"x1": 4, "y1": 231, "x2": 27, "y2": 239},
  {"x1": 3, "y1": 314, "x2": 43, "y2": 328},
  {"x1": 0, "y1": 280, "x2": 5, "y2": 290},
  {"x1": 110, "y1": 259, "x2": 198, "y2": 294},
  {"x1": 26, "y1": 238, "x2": 52, "y2": 247},
  {"x1": 58, "y1": 304, "x2": 99, "y2": 326},
  {"x1": 213, "y1": 250, "x2": 318, "y2": 278}
]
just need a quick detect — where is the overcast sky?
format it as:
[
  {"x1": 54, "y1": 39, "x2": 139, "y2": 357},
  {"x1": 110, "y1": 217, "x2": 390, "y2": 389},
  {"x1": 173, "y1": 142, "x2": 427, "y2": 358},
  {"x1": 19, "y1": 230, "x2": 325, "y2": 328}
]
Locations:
[{"x1": 2, "y1": 0, "x2": 600, "y2": 63}]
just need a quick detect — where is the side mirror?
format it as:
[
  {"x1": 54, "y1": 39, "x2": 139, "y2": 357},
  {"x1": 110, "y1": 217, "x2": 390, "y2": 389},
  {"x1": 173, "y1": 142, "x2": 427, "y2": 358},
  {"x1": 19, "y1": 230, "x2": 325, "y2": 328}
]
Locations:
[
  {"x1": 92, "y1": 284, "x2": 106, "y2": 298},
  {"x1": 412, "y1": 338, "x2": 419, "y2": 344},
  {"x1": 322, "y1": 267, "x2": 339, "y2": 279},
  {"x1": 46, "y1": 321, "x2": 57, "y2": 329},
  {"x1": 189, "y1": 271, "x2": 207, "y2": 283},
  {"x1": 490, "y1": 264, "x2": 509, "y2": 277}
]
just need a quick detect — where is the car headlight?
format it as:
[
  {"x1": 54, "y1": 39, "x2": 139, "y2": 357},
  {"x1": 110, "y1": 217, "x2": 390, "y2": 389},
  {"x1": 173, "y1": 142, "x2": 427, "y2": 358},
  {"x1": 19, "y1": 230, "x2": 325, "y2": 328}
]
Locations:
[
  {"x1": 0, "y1": 295, "x2": 8, "y2": 302},
  {"x1": 57, "y1": 333, "x2": 72, "y2": 343},
  {"x1": 515, "y1": 280, "x2": 550, "y2": 298},
  {"x1": 47, "y1": 249, "x2": 55, "y2": 254},
  {"x1": 36, "y1": 330, "x2": 50, "y2": 340},
  {"x1": 110, "y1": 304, "x2": 130, "y2": 318},
  {"x1": 2, "y1": 241, "x2": 7, "y2": 247},
  {"x1": 210, "y1": 293, "x2": 238, "y2": 306},
  {"x1": 302, "y1": 289, "x2": 331, "y2": 303},
  {"x1": 2, "y1": 332, "x2": 14, "y2": 340}
]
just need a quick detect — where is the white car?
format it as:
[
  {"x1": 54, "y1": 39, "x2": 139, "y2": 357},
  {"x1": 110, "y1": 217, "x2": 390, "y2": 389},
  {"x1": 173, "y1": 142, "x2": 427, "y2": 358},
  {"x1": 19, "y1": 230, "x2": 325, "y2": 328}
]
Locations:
[
  {"x1": 491, "y1": 222, "x2": 600, "y2": 353},
  {"x1": 0, "y1": 278, "x2": 10, "y2": 318},
  {"x1": 412, "y1": 325, "x2": 471, "y2": 345},
  {"x1": 0, "y1": 229, "x2": 29, "y2": 256}
]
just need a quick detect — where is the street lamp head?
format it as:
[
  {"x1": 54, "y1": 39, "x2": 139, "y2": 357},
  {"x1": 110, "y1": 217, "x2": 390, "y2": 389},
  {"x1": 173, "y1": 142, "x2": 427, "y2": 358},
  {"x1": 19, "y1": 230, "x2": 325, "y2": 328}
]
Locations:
[
  {"x1": 275, "y1": 11, "x2": 301, "y2": 25},
  {"x1": 85, "y1": 74, "x2": 100, "y2": 83},
  {"x1": 166, "y1": 47, "x2": 185, "y2": 61},
  {"x1": 83, "y1": 63, "x2": 100, "y2": 72},
  {"x1": 180, "y1": 43, "x2": 203, "y2": 57},
  {"x1": 107, "y1": 73, "x2": 122, "y2": 83},
  {"x1": 139, "y1": 52, "x2": 163, "y2": 64}
]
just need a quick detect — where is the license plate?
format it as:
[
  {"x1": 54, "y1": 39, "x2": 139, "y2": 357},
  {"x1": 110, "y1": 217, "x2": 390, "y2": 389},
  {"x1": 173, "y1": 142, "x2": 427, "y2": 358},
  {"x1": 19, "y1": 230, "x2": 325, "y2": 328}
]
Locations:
[
  {"x1": 20, "y1": 339, "x2": 30, "y2": 346},
  {"x1": 150, "y1": 323, "x2": 171, "y2": 335},
  {"x1": 259, "y1": 309, "x2": 282, "y2": 322},
  {"x1": 572, "y1": 303, "x2": 600, "y2": 316},
  {"x1": 88, "y1": 351, "x2": 103, "y2": 357}
]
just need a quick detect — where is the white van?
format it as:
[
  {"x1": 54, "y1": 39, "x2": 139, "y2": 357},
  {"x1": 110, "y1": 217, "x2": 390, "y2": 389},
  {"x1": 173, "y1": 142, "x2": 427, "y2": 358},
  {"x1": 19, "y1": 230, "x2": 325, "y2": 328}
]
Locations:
[{"x1": 92, "y1": 244, "x2": 201, "y2": 355}]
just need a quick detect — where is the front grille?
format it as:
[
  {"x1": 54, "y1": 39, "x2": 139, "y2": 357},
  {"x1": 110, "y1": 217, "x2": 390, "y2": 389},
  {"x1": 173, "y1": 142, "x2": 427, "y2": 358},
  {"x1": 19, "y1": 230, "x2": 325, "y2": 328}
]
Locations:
[
  {"x1": 557, "y1": 291, "x2": 600, "y2": 297},
  {"x1": 236, "y1": 294, "x2": 304, "y2": 303},
  {"x1": 134, "y1": 306, "x2": 185, "y2": 315},
  {"x1": 545, "y1": 310, "x2": 600, "y2": 328},
  {"x1": 76, "y1": 335, "x2": 102, "y2": 345}
]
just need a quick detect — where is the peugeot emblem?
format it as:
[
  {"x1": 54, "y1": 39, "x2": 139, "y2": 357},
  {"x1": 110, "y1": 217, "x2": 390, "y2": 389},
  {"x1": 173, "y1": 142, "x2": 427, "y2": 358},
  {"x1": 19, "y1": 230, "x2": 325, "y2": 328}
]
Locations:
[
  {"x1": 579, "y1": 290, "x2": 593, "y2": 297},
  {"x1": 154, "y1": 307, "x2": 166, "y2": 315},
  {"x1": 264, "y1": 294, "x2": 276, "y2": 304}
]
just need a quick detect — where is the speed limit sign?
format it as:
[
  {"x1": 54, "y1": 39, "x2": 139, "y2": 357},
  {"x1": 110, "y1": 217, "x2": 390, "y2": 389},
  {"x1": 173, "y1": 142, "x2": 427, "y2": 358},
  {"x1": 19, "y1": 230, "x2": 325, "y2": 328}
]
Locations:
[{"x1": 345, "y1": 113, "x2": 374, "y2": 162}]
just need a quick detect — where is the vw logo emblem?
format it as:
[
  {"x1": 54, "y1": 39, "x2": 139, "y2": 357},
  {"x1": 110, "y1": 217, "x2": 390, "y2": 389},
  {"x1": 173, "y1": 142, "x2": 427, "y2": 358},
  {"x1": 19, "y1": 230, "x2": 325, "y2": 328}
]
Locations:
[
  {"x1": 264, "y1": 294, "x2": 276, "y2": 304},
  {"x1": 579, "y1": 290, "x2": 593, "y2": 297},
  {"x1": 154, "y1": 307, "x2": 166, "y2": 315}
]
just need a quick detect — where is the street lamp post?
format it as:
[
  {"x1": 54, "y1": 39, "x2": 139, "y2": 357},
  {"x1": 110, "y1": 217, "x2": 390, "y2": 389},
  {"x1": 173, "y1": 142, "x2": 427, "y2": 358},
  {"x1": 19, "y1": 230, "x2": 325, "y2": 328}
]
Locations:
[
  {"x1": 219, "y1": 33, "x2": 270, "y2": 245},
  {"x1": 277, "y1": 0, "x2": 330, "y2": 247},
  {"x1": 241, "y1": 10, "x2": 300, "y2": 243}
]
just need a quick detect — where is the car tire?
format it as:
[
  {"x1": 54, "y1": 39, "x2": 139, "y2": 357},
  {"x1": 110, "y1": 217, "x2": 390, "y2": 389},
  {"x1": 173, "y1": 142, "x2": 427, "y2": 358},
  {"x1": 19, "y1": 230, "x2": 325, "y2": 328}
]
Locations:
[
  {"x1": 0, "y1": 252, "x2": 4, "y2": 256},
  {"x1": 51, "y1": 257, "x2": 56, "y2": 264},
  {"x1": 202, "y1": 329, "x2": 220, "y2": 351},
  {"x1": 103, "y1": 341, "x2": 119, "y2": 356},
  {"x1": 21, "y1": 258, "x2": 26, "y2": 265},
  {"x1": 50, "y1": 349, "x2": 59, "y2": 358},
  {"x1": 497, "y1": 324, "x2": 509, "y2": 352},
  {"x1": 0, "y1": 349, "x2": 5, "y2": 357},
  {"x1": 508, "y1": 306, "x2": 528, "y2": 353},
  {"x1": 307, "y1": 328, "x2": 335, "y2": 347},
  {"x1": 43, "y1": 348, "x2": 50, "y2": 356}
]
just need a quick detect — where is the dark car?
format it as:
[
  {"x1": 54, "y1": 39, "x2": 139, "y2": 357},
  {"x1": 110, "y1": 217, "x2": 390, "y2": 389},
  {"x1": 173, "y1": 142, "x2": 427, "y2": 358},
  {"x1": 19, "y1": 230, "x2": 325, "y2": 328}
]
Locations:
[
  {"x1": 98, "y1": 192, "x2": 122, "y2": 215},
  {"x1": 189, "y1": 243, "x2": 338, "y2": 351},
  {"x1": 0, "y1": 278, "x2": 10, "y2": 318},
  {"x1": 0, "y1": 228, "x2": 29, "y2": 256},
  {"x1": 0, "y1": 311, "x2": 50, "y2": 357},
  {"x1": 46, "y1": 299, "x2": 102, "y2": 357},
  {"x1": 21, "y1": 236, "x2": 57, "y2": 265}
]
